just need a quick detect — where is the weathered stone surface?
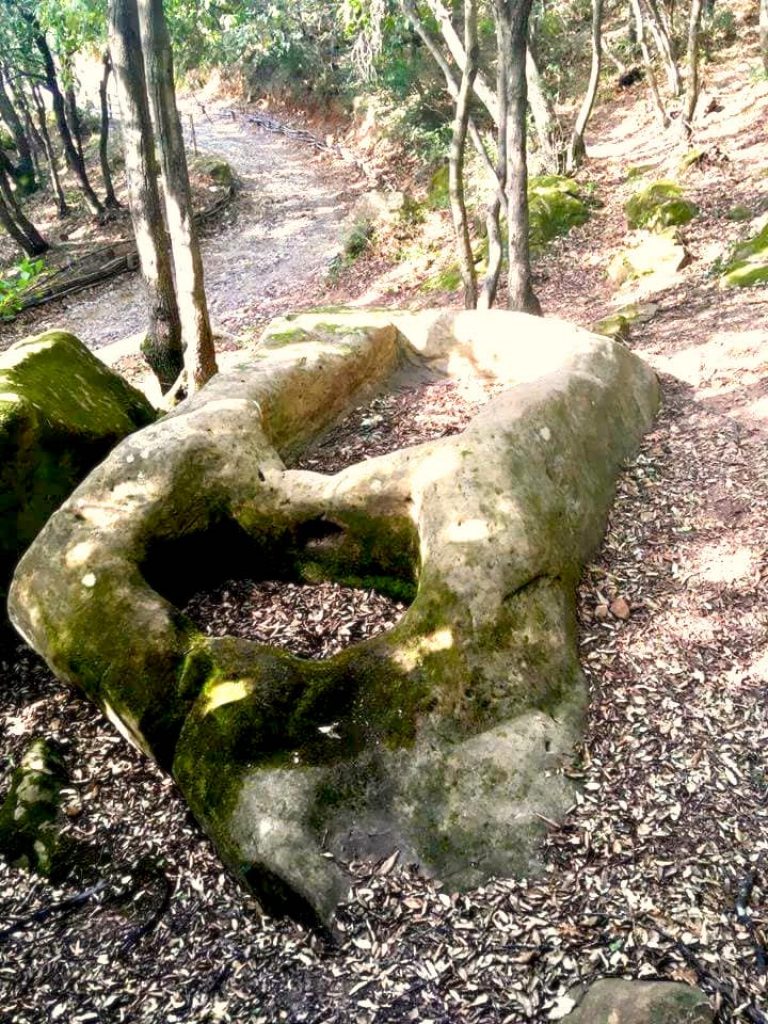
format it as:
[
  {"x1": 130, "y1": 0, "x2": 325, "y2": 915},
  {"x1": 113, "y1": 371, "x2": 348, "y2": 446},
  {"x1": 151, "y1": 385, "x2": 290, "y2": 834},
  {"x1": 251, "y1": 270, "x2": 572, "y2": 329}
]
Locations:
[
  {"x1": 529, "y1": 175, "x2": 590, "y2": 249},
  {"x1": 0, "y1": 330, "x2": 156, "y2": 619},
  {"x1": 9, "y1": 310, "x2": 659, "y2": 926},
  {"x1": 720, "y1": 220, "x2": 768, "y2": 288},
  {"x1": 561, "y1": 979, "x2": 713, "y2": 1024},
  {"x1": 607, "y1": 229, "x2": 688, "y2": 285},
  {"x1": 0, "y1": 738, "x2": 67, "y2": 876}
]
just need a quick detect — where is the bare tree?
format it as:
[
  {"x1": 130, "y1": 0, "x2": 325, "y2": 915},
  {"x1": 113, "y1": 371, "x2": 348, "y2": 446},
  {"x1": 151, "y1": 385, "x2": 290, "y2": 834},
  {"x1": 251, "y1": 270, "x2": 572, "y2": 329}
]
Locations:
[
  {"x1": 109, "y1": 0, "x2": 183, "y2": 391},
  {"x1": 0, "y1": 163, "x2": 48, "y2": 256},
  {"x1": 30, "y1": 83, "x2": 69, "y2": 218},
  {"x1": 449, "y1": 0, "x2": 479, "y2": 308},
  {"x1": 137, "y1": 0, "x2": 217, "y2": 392},
  {"x1": 683, "y1": 0, "x2": 705, "y2": 136},
  {"x1": 98, "y1": 52, "x2": 120, "y2": 210},
  {"x1": 0, "y1": 68, "x2": 36, "y2": 193},
  {"x1": 567, "y1": 0, "x2": 605, "y2": 171},
  {"x1": 630, "y1": 0, "x2": 670, "y2": 125}
]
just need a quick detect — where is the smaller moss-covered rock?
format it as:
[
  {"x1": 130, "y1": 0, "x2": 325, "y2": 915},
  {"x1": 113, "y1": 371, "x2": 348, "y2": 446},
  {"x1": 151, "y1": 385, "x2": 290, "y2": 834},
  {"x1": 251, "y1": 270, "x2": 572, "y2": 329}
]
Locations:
[
  {"x1": 625, "y1": 181, "x2": 698, "y2": 231},
  {"x1": 720, "y1": 222, "x2": 768, "y2": 287},
  {"x1": 562, "y1": 979, "x2": 712, "y2": 1024},
  {"x1": 0, "y1": 330, "x2": 156, "y2": 616},
  {"x1": 529, "y1": 175, "x2": 590, "y2": 248},
  {"x1": 592, "y1": 302, "x2": 659, "y2": 339},
  {"x1": 726, "y1": 204, "x2": 752, "y2": 222},
  {"x1": 608, "y1": 229, "x2": 688, "y2": 284},
  {"x1": 190, "y1": 154, "x2": 234, "y2": 188},
  {"x1": 0, "y1": 738, "x2": 67, "y2": 876}
]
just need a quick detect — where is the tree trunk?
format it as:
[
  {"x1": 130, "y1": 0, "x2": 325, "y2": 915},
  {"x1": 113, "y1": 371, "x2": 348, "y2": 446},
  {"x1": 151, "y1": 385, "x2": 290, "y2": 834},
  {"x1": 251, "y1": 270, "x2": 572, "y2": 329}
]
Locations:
[
  {"x1": 525, "y1": 44, "x2": 564, "y2": 173},
  {"x1": 31, "y1": 84, "x2": 69, "y2": 218},
  {"x1": 65, "y1": 82, "x2": 86, "y2": 169},
  {"x1": 421, "y1": 0, "x2": 499, "y2": 121},
  {"x1": 99, "y1": 53, "x2": 120, "y2": 209},
  {"x1": 0, "y1": 69, "x2": 36, "y2": 194},
  {"x1": 683, "y1": 0, "x2": 704, "y2": 137},
  {"x1": 495, "y1": 0, "x2": 540, "y2": 315},
  {"x1": 760, "y1": 0, "x2": 768, "y2": 74},
  {"x1": 137, "y1": 0, "x2": 217, "y2": 392},
  {"x1": 0, "y1": 165, "x2": 48, "y2": 256},
  {"x1": 10, "y1": 76, "x2": 46, "y2": 174},
  {"x1": 642, "y1": 0, "x2": 682, "y2": 94},
  {"x1": 567, "y1": 0, "x2": 604, "y2": 171},
  {"x1": 449, "y1": 0, "x2": 479, "y2": 309},
  {"x1": 24, "y1": 12, "x2": 104, "y2": 217},
  {"x1": 479, "y1": 9, "x2": 509, "y2": 310},
  {"x1": 109, "y1": 0, "x2": 183, "y2": 392},
  {"x1": 630, "y1": 0, "x2": 670, "y2": 125}
]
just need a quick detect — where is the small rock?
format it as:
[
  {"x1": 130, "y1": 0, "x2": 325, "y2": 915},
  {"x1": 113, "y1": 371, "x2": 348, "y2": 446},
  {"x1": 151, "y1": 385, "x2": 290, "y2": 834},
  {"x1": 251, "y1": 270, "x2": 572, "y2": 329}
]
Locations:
[
  {"x1": 64, "y1": 802, "x2": 82, "y2": 818},
  {"x1": 610, "y1": 596, "x2": 631, "y2": 620},
  {"x1": 594, "y1": 603, "x2": 609, "y2": 620}
]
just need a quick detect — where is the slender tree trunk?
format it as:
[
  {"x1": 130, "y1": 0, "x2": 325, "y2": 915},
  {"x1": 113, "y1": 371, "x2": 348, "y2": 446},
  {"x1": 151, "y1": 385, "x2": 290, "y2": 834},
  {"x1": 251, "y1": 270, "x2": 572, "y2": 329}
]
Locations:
[
  {"x1": 479, "y1": 9, "x2": 509, "y2": 310},
  {"x1": 0, "y1": 165, "x2": 48, "y2": 255},
  {"x1": 449, "y1": 0, "x2": 479, "y2": 309},
  {"x1": 138, "y1": 0, "x2": 217, "y2": 392},
  {"x1": 99, "y1": 53, "x2": 120, "y2": 209},
  {"x1": 23, "y1": 12, "x2": 104, "y2": 217},
  {"x1": 30, "y1": 84, "x2": 69, "y2": 217},
  {"x1": 525, "y1": 43, "x2": 564, "y2": 173},
  {"x1": 760, "y1": 0, "x2": 768, "y2": 74},
  {"x1": 10, "y1": 77, "x2": 45, "y2": 179},
  {"x1": 567, "y1": 0, "x2": 604, "y2": 171},
  {"x1": 109, "y1": 0, "x2": 183, "y2": 392},
  {"x1": 643, "y1": 0, "x2": 682, "y2": 94},
  {"x1": 65, "y1": 82, "x2": 86, "y2": 168},
  {"x1": 421, "y1": 0, "x2": 499, "y2": 121},
  {"x1": 0, "y1": 69, "x2": 36, "y2": 193},
  {"x1": 495, "y1": 0, "x2": 540, "y2": 315},
  {"x1": 683, "y1": 0, "x2": 704, "y2": 137},
  {"x1": 630, "y1": 0, "x2": 670, "y2": 125}
]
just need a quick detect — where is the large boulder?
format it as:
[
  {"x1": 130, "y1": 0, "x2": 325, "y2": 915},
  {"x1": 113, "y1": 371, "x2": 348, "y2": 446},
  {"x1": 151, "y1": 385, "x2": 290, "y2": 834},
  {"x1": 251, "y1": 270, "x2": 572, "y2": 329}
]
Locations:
[
  {"x1": 0, "y1": 330, "x2": 155, "y2": 617},
  {"x1": 8, "y1": 310, "x2": 659, "y2": 926},
  {"x1": 561, "y1": 980, "x2": 713, "y2": 1024}
]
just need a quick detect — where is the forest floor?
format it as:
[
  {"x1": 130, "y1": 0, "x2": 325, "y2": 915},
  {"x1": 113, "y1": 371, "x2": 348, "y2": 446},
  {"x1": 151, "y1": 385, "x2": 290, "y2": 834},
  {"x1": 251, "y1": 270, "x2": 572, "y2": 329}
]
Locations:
[{"x1": 2, "y1": 27, "x2": 768, "y2": 1024}]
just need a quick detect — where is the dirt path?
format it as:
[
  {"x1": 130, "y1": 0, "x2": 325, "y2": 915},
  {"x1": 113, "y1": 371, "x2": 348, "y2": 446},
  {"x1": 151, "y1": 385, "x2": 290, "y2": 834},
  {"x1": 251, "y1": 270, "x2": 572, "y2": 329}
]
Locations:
[{"x1": 2, "y1": 104, "x2": 358, "y2": 351}]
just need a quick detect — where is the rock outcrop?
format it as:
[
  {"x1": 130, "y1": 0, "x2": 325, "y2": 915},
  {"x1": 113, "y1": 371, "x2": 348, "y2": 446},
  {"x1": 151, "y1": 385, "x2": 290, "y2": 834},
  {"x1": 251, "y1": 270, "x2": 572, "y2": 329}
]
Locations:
[
  {"x1": 0, "y1": 330, "x2": 155, "y2": 619},
  {"x1": 561, "y1": 979, "x2": 713, "y2": 1024},
  {"x1": 9, "y1": 310, "x2": 659, "y2": 926}
]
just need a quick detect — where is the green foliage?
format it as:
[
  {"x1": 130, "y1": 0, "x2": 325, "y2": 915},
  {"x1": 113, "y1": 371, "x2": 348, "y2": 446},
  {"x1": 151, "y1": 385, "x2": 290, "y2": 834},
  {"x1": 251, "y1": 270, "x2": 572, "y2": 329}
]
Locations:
[
  {"x1": 528, "y1": 175, "x2": 590, "y2": 249},
  {"x1": 0, "y1": 257, "x2": 45, "y2": 319},
  {"x1": 625, "y1": 181, "x2": 698, "y2": 231}
]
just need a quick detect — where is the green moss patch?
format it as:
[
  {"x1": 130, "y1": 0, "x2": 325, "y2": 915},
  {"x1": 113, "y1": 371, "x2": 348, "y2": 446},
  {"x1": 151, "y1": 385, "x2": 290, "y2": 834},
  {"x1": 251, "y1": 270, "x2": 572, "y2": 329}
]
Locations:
[
  {"x1": 190, "y1": 154, "x2": 234, "y2": 188},
  {"x1": 625, "y1": 181, "x2": 698, "y2": 231},
  {"x1": 720, "y1": 222, "x2": 768, "y2": 288},
  {"x1": 528, "y1": 175, "x2": 590, "y2": 249}
]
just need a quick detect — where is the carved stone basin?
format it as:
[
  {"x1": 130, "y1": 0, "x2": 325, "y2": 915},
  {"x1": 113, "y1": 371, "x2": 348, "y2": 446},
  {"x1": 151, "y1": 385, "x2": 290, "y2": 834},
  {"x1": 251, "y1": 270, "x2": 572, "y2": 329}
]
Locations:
[{"x1": 9, "y1": 310, "x2": 659, "y2": 926}]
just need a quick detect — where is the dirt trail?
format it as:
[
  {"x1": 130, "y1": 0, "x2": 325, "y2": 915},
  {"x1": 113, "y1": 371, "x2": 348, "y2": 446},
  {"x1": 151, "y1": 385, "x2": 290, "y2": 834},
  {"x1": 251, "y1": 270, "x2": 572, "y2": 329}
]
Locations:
[{"x1": 2, "y1": 104, "x2": 358, "y2": 351}]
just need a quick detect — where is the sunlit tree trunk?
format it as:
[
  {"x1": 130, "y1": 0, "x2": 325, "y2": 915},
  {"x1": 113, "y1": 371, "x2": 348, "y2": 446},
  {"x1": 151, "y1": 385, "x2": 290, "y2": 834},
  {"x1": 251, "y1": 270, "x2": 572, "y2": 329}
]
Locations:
[
  {"x1": 683, "y1": 0, "x2": 704, "y2": 137},
  {"x1": 495, "y1": 0, "x2": 541, "y2": 314},
  {"x1": 99, "y1": 53, "x2": 120, "y2": 210},
  {"x1": 567, "y1": 0, "x2": 604, "y2": 171},
  {"x1": 30, "y1": 84, "x2": 69, "y2": 218},
  {"x1": 137, "y1": 0, "x2": 217, "y2": 393},
  {"x1": 64, "y1": 81, "x2": 86, "y2": 169},
  {"x1": 760, "y1": 0, "x2": 768, "y2": 74},
  {"x1": 630, "y1": 0, "x2": 670, "y2": 125},
  {"x1": 643, "y1": 0, "x2": 682, "y2": 94},
  {"x1": 525, "y1": 44, "x2": 563, "y2": 173},
  {"x1": 479, "y1": 10, "x2": 509, "y2": 310},
  {"x1": 109, "y1": 0, "x2": 183, "y2": 392},
  {"x1": 450, "y1": 0, "x2": 478, "y2": 309},
  {"x1": 23, "y1": 12, "x2": 104, "y2": 217}
]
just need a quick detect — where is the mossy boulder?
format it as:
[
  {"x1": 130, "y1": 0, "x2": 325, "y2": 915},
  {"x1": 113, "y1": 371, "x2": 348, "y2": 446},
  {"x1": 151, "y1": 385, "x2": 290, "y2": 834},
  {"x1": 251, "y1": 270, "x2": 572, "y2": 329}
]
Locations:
[
  {"x1": 720, "y1": 221, "x2": 768, "y2": 287},
  {"x1": 562, "y1": 980, "x2": 712, "y2": 1024},
  {"x1": 625, "y1": 181, "x2": 698, "y2": 231},
  {"x1": 528, "y1": 175, "x2": 590, "y2": 248},
  {"x1": 0, "y1": 738, "x2": 67, "y2": 876},
  {"x1": 9, "y1": 310, "x2": 659, "y2": 927},
  {"x1": 190, "y1": 154, "x2": 234, "y2": 188},
  {"x1": 607, "y1": 229, "x2": 688, "y2": 284},
  {"x1": 0, "y1": 330, "x2": 155, "y2": 620}
]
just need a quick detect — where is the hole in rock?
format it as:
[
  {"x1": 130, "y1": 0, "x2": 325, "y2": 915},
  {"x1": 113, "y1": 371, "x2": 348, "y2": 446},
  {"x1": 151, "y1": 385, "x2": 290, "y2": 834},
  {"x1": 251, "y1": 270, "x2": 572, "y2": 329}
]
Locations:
[
  {"x1": 182, "y1": 579, "x2": 407, "y2": 660},
  {"x1": 293, "y1": 377, "x2": 502, "y2": 474}
]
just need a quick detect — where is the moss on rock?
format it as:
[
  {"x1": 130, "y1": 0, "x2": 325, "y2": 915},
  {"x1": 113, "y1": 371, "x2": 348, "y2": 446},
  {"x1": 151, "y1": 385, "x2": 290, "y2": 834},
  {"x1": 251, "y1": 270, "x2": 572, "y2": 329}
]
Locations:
[
  {"x1": 0, "y1": 738, "x2": 67, "y2": 877},
  {"x1": 0, "y1": 330, "x2": 155, "y2": 621},
  {"x1": 720, "y1": 222, "x2": 768, "y2": 288},
  {"x1": 528, "y1": 175, "x2": 590, "y2": 249},
  {"x1": 625, "y1": 181, "x2": 698, "y2": 231}
]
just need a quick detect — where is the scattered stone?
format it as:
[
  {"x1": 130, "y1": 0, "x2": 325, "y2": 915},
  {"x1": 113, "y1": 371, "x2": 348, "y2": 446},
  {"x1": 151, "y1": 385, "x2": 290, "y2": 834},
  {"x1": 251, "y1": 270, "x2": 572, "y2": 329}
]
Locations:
[
  {"x1": 594, "y1": 603, "x2": 610, "y2": 619},
  {"x1": 720, "y1": 220, "x2": 768, "y2": 287},
  {"x1": 608, "y1": 229, "x2": 688, "y2": 284},
  {"x1": 0, "y1": 737, "x2": 67, "y2": 877},
  {"x1": 610, "y1": 596, "x2": 632, "y2": 619},
  {"x1": 562, "y1": 979, "x2": 713, "y2": 1024}
]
